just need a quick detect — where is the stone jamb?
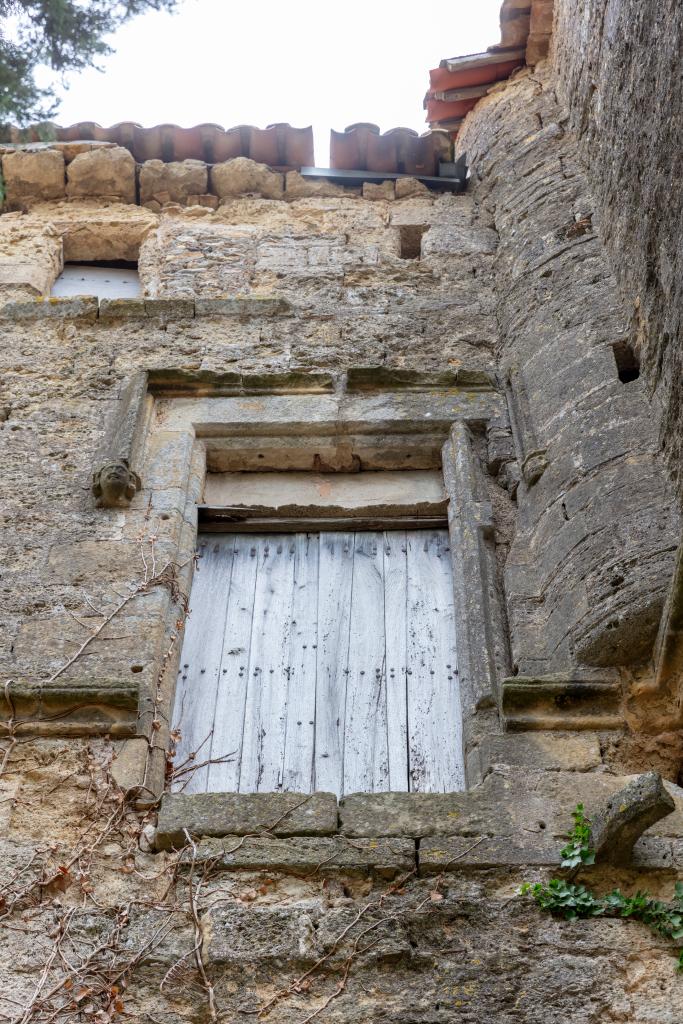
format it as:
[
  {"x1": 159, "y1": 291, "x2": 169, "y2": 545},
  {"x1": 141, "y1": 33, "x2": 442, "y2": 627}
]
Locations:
[{"x1": 104, "y1": 380, "x2": 503, "y2": 806}]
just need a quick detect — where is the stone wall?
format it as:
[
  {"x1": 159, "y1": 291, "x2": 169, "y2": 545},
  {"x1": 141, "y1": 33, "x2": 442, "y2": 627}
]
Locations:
[
  {"x1": 458, "y1": 64, "x2": 679, "y2": 678},
  {"x1": 1, "y1": 23, "x2": 683, "y2": 1020},
  {"x1": 551, "y1": 0, "x2": 683, "y2": 497}
]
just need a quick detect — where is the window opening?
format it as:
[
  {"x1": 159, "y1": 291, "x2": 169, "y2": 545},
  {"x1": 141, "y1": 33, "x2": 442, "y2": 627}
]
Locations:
[
  {"x1": 172, "y1": 527, "x2": 464, "y2": 798},
  {"x1": 398, "y1": 224, "x2": 428, "y2": 260},
  {"x1": 51, "y1": 261, "x2": 140, "y2": 299},
  {"x1": 612, "y1": 341, "x2": 640, "y2": 383}
]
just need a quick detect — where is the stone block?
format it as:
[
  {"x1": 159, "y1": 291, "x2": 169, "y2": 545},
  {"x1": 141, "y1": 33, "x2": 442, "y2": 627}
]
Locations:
[
  {"x1": 0, "y1": 296, "x2": 99, "y2": 321},
  {"x1": 2, "y1": 149, "x2": 65, "y2": 204},
  {"x1": 316, "y1": 905, "x2": 412, "y2": 963},
  {"x1": 61, "y1": 206, "x2": 157, "y2": 262},
  {"x1": 190, "y1": 835, "x2": 414, "y2": 877},
  {"x1": 478, "y1": 732, "x2": 603, "y2": 772},
  {"x1": 207, "y1": 904, "x2": 323, "y2": 965},
  {"x1": 51, "y1": 140, "x2": 116, "y2": 162},
  {"x1": 47, "y1": 539, "x2": 143, "y2": 583},
  {"x1": 340, "y1": 792, "x2": 467, "y2": 839},
  {"x1": 340, "y1": 773, "x2": 683, "y2": 839},
  {"x1": 363, "y1": 180, "x2": 395, "y2": 200},
  {"x1": 187, "y1": 192, "x2": 219, "y2": 208},
  {"x1": 284, "y1": 170, "x2": 348, "y2": 198},
  {"x1": 155, "y1": 791, "x2": 338, "y2": 849},
  {"x1": 139, "y1": 159, "x2": 208, "y2": 205},
  {"x1": 421, "y1": 222, "x2": 498, "y2": 256},
  {"x1": 395, "y1": 176, "x2": 430, "y2": 199},
  {"x1": 98, "y1": 298, "x2": 147, "y2": 319},
  {"x1": 0, "y1": 676, "x2": 139, "y2": 736},
  {"x1": 631, "y1": 836, "x2": 674, "y2": 869},
  {"x1": 502, "y1": 676, "x2": 624, "y2": 731},
  {"x1": 0, "y1": 262, "x2": 53, "y2": 297},
  {"x1": 210, "y1": 157, "x2": 284, "y2": 200},
  {"x1": 110, "y1": 737, "x2": 148, "y2": 794},
  {"x1": 143, "y1": 298, "x2": 195, "y2": 318},
  {"x1": 419, "y1": 833, "x2": 562, "y2": 872},
  {"x1": 66, "y1": 146, "x2": 136, "y2": 203},
  {"x1": 194, "y1": 294, "x2": 290, "y2": 317}
]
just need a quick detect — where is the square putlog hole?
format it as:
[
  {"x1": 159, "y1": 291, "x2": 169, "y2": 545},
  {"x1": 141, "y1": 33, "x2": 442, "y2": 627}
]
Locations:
[
  {"x1": 398, "y1": 225, "x2": 428, "y2": 260},
  {"x1": 612, "y1": 341, "x2": 640, "y2": 383}
]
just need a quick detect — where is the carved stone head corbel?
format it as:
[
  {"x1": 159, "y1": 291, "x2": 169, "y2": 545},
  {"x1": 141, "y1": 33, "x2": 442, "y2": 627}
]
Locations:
[{"x1": 92, "y1": 458, "x2": 141, "y2": 507}]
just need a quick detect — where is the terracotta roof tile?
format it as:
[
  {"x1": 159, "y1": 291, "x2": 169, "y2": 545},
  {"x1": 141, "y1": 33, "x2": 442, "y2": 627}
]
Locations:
[
  {"x1": 424, "y1": 49, "x2": 526, "y2": 133},
  {"x1": 329, "y1": 124, "x2": 451, "y2": 176},
  {"x1": 0, "y1": 121, "x2": 314, "y2": 168},
  {"x1": 425, "y1": 0, "x2": 554, "y2": 136}
]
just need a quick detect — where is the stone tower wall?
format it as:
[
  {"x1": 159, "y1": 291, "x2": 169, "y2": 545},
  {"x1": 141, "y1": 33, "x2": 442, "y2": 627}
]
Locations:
[{"x1": 1, "y1": 3, "x2": 682, "y2": 1021}]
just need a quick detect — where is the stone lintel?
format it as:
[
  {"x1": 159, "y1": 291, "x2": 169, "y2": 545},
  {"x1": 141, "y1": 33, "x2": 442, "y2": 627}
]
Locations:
[
  {"x1": 147, "y1": 368, "x2": 336, "y2": 396},
  {"x1": 188, "y1": 835, "x2": 415, "y2": 877},
  {"x1": 155, "y1": 792, "x2": 339, "y2": 850},
  {"x1": 502, "y1": 676, "x2": 624, "y2": 731},
  {"x1": 346, "y1": 366, "x2": 495, "y2": 391}
]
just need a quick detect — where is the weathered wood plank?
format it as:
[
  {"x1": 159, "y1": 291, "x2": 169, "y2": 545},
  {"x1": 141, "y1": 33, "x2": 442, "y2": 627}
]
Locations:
[
  {"x1": 406, "y1": 530, "x2": 463, "y2": 792},
  {"x1": 172, "y1": 536, "x2": 235, "y2": 793},
  {"x1": 281, "y1": 532, "x2": 319, "y2": 792},
  {"x1": 314, "y1": 532, "x2": 354, "y2": 796},
  {"x1": 343, "y1": 532, "x2": 389, "y2": 796},
  {"x1": 207, "y1": 534, "x2": 259, "y2": 792},
  {"x1": 175, "y1": 526, "x2": 464, "y2": 798},
  {"x1": 239, "y1": 536, "x2": 296, "y2": 792},
  {"x1": 383, "y1": 530, "x2": 409, "y2": 791}
]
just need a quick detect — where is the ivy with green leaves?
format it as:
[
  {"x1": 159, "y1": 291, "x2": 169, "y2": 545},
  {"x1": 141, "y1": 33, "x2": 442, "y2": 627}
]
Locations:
[
  {"x1": 558, "y1": 802, "x2": 595, "y2": 869},
  {"x1": 521, "y1": 804, "x2": 683, "y2": 972}
]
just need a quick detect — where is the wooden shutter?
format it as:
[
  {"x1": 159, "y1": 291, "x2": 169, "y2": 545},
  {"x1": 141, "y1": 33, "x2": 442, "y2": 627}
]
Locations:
[
  {"x1": 172, "y1": 530, "x2": 463, "y2": 796},
  {"x1": 51, "y1": 265, "x2": 140, "y2": 299}
]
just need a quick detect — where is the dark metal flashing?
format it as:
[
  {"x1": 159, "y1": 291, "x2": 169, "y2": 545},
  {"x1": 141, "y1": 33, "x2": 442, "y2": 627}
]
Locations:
[{"x1": 299, "y1": 158, "x2": 467, "y2": 193}]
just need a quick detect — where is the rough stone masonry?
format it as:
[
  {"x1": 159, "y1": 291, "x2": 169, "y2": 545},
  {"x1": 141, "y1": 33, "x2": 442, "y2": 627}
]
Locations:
[{"x1": 0, "y1": 0, "x2": 682, "y2": 1021}]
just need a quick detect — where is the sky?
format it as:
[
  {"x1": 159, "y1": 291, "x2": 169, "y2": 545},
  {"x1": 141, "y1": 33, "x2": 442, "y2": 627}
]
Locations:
[{"x1": 35, "y1": 0, "x2": 502, "y2": 165}]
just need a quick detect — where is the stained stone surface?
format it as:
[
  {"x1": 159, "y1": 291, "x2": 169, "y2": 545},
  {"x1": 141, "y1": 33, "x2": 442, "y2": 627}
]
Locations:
[
  {"x1": 1, "y1": 4, "x2": 683, "y2": 1021},
  {"x1": 189, "y1": 835, "x2": 415, "y2": 876},
  {"x1": 156, "y1": 791, "x2": 339, "y2": 848}
]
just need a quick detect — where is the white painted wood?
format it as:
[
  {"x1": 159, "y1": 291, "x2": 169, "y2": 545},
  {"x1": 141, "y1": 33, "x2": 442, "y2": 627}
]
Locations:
[
  {"x1": 207, "y1": 536, "x2": 259, "y2": 792},
  {"x1": 239, "y1": 536, "x2": 296, "y2": 792},
  {"x1": 171, "y1": 537, "x2": 234, "y2": 793},
  {"x1": 281, "y1": 533, "x2": 318, "y2": 792},
  {"x1": 343, "y1": 533, "x2": 389, "y2": 795},
  {"x1": 406, "y1": 530, "x2": 463, "y2": 792},
  {"x1": 51, "y1": 264, "x2": 141, "y2": 299},
  {"x1": 174, "y1": 528, "x2": 463, "y2": 797},
  {"x1": 382, "y1": 530, "x2": 409, "y2": 791},
  {"x1": 314, "y1": 532, "x2": 355, "y2": 795}
]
